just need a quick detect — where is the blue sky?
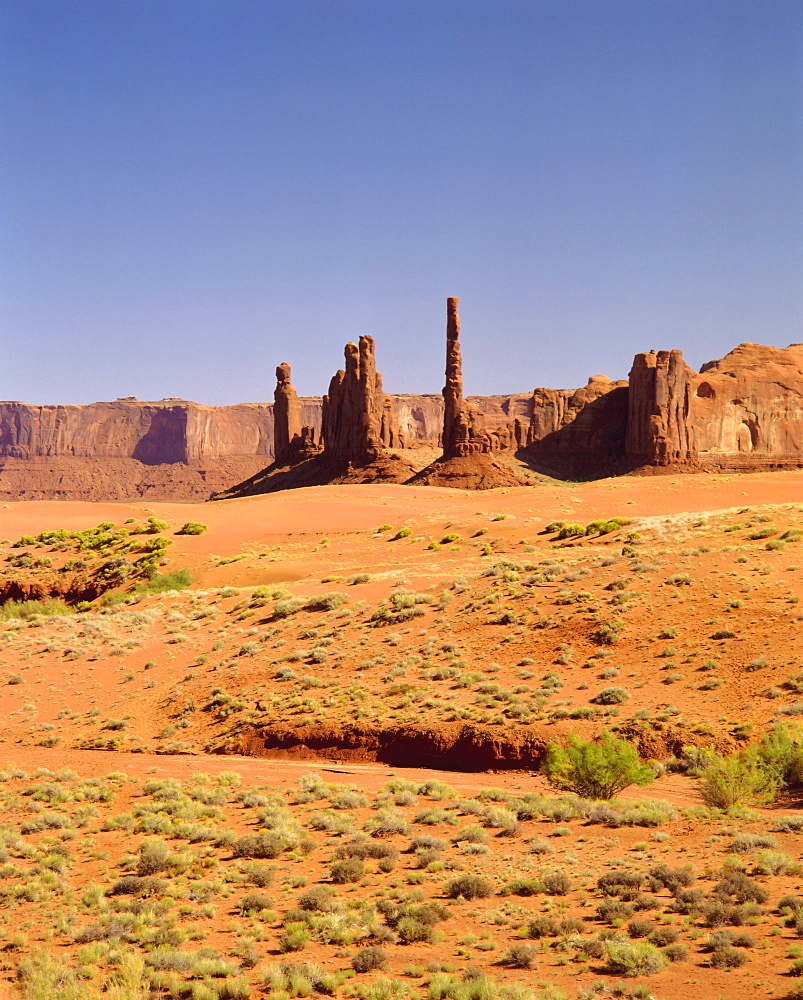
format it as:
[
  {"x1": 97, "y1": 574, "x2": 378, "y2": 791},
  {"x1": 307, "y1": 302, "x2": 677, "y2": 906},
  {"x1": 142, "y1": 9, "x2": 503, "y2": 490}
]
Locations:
[{"x1": 2, "y1": 0, "x2": 801, "y2": 405}]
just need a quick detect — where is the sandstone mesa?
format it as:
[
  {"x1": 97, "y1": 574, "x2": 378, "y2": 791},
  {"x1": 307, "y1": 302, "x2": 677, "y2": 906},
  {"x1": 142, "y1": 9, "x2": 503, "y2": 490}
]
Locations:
[{"x1": 2, "y1": 299, "x2": 803, "y2": 500}]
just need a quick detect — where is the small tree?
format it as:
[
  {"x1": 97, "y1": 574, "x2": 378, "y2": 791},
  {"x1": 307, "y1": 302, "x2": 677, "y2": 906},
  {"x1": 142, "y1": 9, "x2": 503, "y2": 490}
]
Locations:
[
  {"x1": 698, "y1": 750, "x2": 777, "y2": 811},
  {"x1": 543, "y1": 731, "x2": 654, "y2": 800}
]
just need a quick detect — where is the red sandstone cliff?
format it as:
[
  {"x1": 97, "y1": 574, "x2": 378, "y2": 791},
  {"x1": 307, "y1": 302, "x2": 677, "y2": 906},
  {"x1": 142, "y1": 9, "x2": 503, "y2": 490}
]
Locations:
[
  {"x1": 625, "y1": 350, "x2": 694, "y2": 466},
  {"x1": 691, "y1": 343, "x2": 803, "y2": 469}
]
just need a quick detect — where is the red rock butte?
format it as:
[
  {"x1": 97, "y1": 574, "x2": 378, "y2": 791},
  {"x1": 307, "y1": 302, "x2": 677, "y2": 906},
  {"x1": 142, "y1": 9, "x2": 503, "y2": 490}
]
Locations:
[{"x1": 3, "y1": 302, "x2": 803, "y2": 500}]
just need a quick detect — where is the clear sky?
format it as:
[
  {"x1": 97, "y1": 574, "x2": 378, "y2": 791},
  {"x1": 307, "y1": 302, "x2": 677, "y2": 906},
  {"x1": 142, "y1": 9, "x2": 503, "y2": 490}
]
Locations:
[{"x1": 2, "y1": 0, "x2": 802, "y2": 405}]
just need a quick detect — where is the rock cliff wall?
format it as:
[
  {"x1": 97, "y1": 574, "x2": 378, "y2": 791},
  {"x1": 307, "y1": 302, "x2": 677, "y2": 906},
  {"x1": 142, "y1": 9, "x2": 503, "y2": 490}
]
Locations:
[
  {"x1": 691, "y1": 343, "x2": 803, "y2": 469},
  {"x1": 5, "y1": 330, "x2": 803, "y2": 501}
]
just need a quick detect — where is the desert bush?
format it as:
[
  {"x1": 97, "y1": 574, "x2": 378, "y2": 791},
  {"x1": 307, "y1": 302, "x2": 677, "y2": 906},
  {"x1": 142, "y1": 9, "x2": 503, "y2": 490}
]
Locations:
[
  {"x1": 698, "y1": 750, "x2": 777, "y2": 810},
  {"x1": 714, "y1": 872, "x2": 768, "y2": 904},
  {"x1": 604, "y1": 940, "x2": 666, "y2": 977},
  {"x1": 627, "y1": 918, "x2": 656, "y2": 938},
  {"x1": 137, "y1": 837, "x2": 172, "y2": 875},
  {"x1": 647, "y1": 863, "x2": 694, "y2": 893},
  {"x1": 109, "y1": 875, "x2": 168, "y2": 897},
  {"x1": 280, "y1": 923, "x2": 311, "y2": 952},
  {"x1": 0, "y1": 598, "x2": 72, "y2": 622},
  {"x1": 141, "y1": 567, "x2": 192, "y2": 593},
  {"x1": 176, "y1": 521, "x2": 208, "y2": 535},
  {"x1": 756, "y1": 724, "x2": 803, "y2": 788},
  {"x1": 395, "y1": 918, "x2": 435, "y2": 944},
  {"x1": 306, "y1": 592, "x2": 348, "y2": 612},
  {"x1": 709, "y1": 946, "x2": 749, "y2": 969},
  {"x1": 597, "y1": 871, "x2": 643, "y2": 899},
  {"x1": 500, "y1": 879, "x2": 542, "y2": 897},
  {"x1": 242, "y1": 863, "x2": 273, "y2": 889},
  {"x1": 231, "y1": 833, "x2": 285, "y2": 859},
  {"x1": 527, "y1": 916, "x2": 559, "y2": 939},
  {"x1": 754, "y1": 849, "x2": 794, "y2": 875},
  {"x1": 275, "y1": 597, "x2": 304, "y2": 618},
  {"x1": 597, "y1": 899, "x2": 634, "y2": 923},
  {"x1": 542, "y1": 871, "x2": 572, "y2": 895},
  {"x1": 648, "y1": 927, "x2": 678, "y2": 947},
  {"x1": 503, "y1": 944, "x2": 538, "y2": 969},
  {"x1": 543, "y1": 732, "x2": 654, "y2": 800},
  {"x1": 590, "y1": 687, "x2": 630, "y2": 705},
  {"x1": 729, "y1": 832, "x2": 778, "y2": 853},
  {"x1": 330, "y1": 858, "x2": 365, "y2": 883},
  {"x1": 663, "y1": 942, "x2": 689, "y2": 962},
  {"x1": 443, "y1": 875, "x2": 493, "y2": 899},
  {"x1": 298, "y1": 885, "x2": 337, "y2": 912},
  {"x1": 352, "y1": 946, "x2": 389, "y2": 973},
  {"x1": 239, "y1": 892, "x2": 272, "y2": 914}
]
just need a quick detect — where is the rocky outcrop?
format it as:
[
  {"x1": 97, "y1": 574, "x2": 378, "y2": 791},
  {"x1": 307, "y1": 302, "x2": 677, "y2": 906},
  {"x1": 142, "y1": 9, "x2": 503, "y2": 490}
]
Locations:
[
  {"x1": 216, "y1": 336, "x2": 414, "y2": 498},
  {"x1": 625, "y1": 350, "x2": 695, "y2": 466},
  {"x1": 691, "y1": 343, "x2": 803, "y2": 469},
  {"x1": 321, "y1": 336, "x2": 403, "y2": 463},
  {"x1": 525, "y1": 376, "x2": 630, "y2": 474},
  {"x1": 273, "y1": 364, "x2": 321, "y2": 466},
  {"x1": 6, "y1": 311, "x2": 803, "y2": 502}
]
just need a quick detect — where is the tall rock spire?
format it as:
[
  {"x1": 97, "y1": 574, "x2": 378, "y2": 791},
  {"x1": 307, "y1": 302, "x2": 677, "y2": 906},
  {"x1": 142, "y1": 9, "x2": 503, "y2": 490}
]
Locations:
[{"x1": 441, "y1": 297, "x2": 490, "y2": 457}]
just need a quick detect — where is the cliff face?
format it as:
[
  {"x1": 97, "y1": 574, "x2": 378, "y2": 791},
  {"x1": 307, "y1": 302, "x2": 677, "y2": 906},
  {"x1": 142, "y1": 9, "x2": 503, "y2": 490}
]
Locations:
[
  {"x1": 6, "y1": 331, "x2": 803, "y2": 502},
  {"x1": 619, "y1": 343, "x2": 803, "y2": 471},
  {"x1": 692, "y1": 343, "x2": 803, "y2": 469},
  {"x1": 0, "y1": 399, "x2": 298, "y2": 502},
  {"x1": 624, "y1": 350, "x2": 694, "y2": 466},
  {"x1": 526, "y1": 376, "x2": 630, "y2": 472},
  {"x1": 0, "y1": 400, "x2": 277, "y2": 463}
]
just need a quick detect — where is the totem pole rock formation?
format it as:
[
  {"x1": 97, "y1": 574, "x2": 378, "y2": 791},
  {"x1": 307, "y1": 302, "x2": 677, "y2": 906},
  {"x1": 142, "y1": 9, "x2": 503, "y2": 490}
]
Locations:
[
  {"x1": 321, "y1": 335, "x2": 403, "y2": 464},
  {"x1": 441, "y1": 298, "x2": 493, "y2": 457},
  {"x1": 272, "y1": 363, "x2": 320, "y2": 466}
]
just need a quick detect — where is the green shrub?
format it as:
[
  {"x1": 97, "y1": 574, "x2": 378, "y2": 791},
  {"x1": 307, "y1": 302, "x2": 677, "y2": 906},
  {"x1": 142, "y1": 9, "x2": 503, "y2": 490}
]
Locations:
[
  {"x1": 604, "y1": 940, "x2": 667, "y2": 977},
  {"x1": 330, "y1": 858, "x2": 364, "y2": 883},
  {"x1": 279, "y1": 922, "x2": 311, "y2": 952},
  {"x1": 543, "y1": 732, "x2": 654, "y2": 800},
  {"x1": 698, "y1": 750, "x2": 777, "y2": 811},
  {"x1": 140, "y1": 567, "x2": 192, "y2": 593},
  {"x1": 274, "y1": 597, "x2": 304, "y2": 618},
  {"x1": 176, "y1": 521, "x2": 208, "y2": 535},
  {"x1": 239, "y1": 892, "x2": 272, "y2": 914},
  {"x1": 557, "y1": 523, "x2": 585, "y2": 539},
  {"x1": 503, "y1": 944, "x2": 538, "y2": 968},
  {"x1": 0, "y1": 598, "x2": 72, "y2": 622},
  {"x1": 306, "y1": 592, "x2": 348, "y2": 612},
  {"x1": 231, "y1": 833, "x2": 285, "y2": 859},
  {"x1": 137, "y1": 837, "x2": 172, "y2": 875},
  {"x1": 591, "y1": 686, "x2": 630, "y2": 705}
]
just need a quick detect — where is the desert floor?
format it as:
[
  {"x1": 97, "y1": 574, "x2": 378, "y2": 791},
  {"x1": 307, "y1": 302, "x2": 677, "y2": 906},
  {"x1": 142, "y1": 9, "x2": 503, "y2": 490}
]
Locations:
[{"x1": 2, "y1": 469, "x2": 803, "y2": 1000}]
